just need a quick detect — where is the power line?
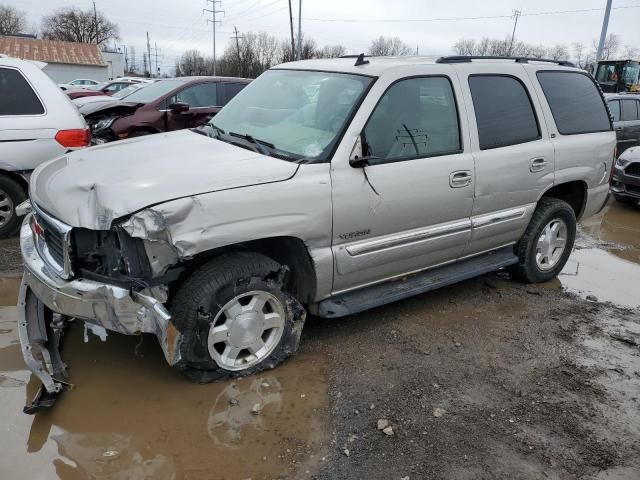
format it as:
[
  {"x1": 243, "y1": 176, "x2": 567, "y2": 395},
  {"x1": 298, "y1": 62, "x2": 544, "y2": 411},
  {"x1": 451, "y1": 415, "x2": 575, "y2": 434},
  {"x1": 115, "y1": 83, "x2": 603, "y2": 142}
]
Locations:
[{"x1": 302, "y1": 4, "x2": 640, "y2": 23}]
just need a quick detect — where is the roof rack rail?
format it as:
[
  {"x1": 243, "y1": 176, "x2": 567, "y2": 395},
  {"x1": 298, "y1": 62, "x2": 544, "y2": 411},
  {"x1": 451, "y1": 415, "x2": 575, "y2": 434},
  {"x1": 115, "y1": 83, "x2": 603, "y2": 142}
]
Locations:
[{"x1": 436, "y1": 55, "x2": 575, "y2": 68}]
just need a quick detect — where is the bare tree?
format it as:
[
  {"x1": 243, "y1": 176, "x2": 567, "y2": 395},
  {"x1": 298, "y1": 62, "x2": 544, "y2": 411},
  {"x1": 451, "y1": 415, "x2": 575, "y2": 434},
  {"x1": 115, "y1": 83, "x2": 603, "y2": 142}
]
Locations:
[
  {"x1": 128, "y1": 46, "x2": 137, "y2": 73},
  {"x1": 621, "y1": 44, "x2": 639, "y2": 59},
  {"x1": 0, "y1": 5, "x2": 26, "y2": 35},
  {"x1": 41, "y1": 7, "x2": 119, "y2": 45},
  {"x1": 316, "y1": 44, "x2": 346, "y2": 58},
  {"x1": 547, "y1": 44, "x2": 569, "y2": 61},
  {"x1": 593, "y1": 33, "x2": 620, "y2": 60},
  {"x1": 175, "y1": 50, "x2": 208, "y2": 76},
  {"x1": 367, "y1": 36, "x2": 411, "y2": 56}
]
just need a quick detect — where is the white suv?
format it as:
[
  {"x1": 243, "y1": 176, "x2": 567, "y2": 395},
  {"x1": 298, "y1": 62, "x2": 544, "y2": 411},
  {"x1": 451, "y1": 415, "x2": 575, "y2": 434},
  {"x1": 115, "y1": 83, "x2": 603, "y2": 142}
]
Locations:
[{"x1": 0, "y1": 56, "x2": 89, "y2": 236}]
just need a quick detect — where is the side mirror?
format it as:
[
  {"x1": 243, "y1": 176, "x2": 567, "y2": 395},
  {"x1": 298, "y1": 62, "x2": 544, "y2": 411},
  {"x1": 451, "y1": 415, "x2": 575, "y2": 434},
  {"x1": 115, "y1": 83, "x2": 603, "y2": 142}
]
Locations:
[
  {"x1": 349, "y1": 133, "x2": 381, "y2": 167},
  {"x1": 169, "y1": 101, "x2": 190, "y2": 113}
]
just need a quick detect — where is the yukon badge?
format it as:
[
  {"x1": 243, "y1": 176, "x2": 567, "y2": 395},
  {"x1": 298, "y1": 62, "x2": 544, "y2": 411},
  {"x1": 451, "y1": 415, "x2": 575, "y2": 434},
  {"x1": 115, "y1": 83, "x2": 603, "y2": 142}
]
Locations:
[{"x1": 338, "y1": 229, "x2": 371, "y2": 240}]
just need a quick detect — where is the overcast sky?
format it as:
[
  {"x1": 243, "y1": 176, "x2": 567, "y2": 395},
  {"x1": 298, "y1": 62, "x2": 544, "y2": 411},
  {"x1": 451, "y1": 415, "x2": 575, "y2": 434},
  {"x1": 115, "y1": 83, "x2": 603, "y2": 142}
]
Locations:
[{"x1": 8, "y1": 0, "x2": 640, "y2": 74}]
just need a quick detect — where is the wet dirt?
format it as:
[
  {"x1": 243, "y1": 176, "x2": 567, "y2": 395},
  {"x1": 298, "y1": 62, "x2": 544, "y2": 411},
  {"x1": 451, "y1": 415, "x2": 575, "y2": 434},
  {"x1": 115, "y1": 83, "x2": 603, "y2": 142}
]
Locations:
[
  {"x1": 0, "y1": 199, "x2": 639, "y2": 479},
  {"x1": 0, "y1": 286, "x2": 328, "y2": 479}
]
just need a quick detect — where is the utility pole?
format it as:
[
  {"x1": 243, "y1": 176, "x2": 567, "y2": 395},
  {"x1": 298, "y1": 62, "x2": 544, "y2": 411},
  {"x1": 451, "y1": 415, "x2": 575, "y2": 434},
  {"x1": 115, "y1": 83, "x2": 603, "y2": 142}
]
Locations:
[
  {"x1": 151, "y1": 42, "x2": 163, "y2": 77},
  {"x1": 596, "y1": 0, "x2": 613, "y2": 64},
  {"x1": 509, "y1": 9, "x2": 521, "y2": 56},
  {"x1": 204, "y1": 0, "x2": 224, "y2": 76},
  {"x1": 92, "y1": 0, "x2": 98, "y2": 44},
  {"x1": 288, "y1": 0, "x2": 295, "y2": 61},
  {"x1": 142, "y1": 53, "x2": 148, "y2": 78},
  {"x1": 416, "y1": 45, "x2": 419, "y2": 56},
  {"x1": 230, "y1": 26, "x2": 244, "y2": 76},
  {"x1": 297, "y1": 0, "x2": 302, "y2": 60},
  {"x1": 146, "y1": 32, "x2": 152, "y2": 78}
]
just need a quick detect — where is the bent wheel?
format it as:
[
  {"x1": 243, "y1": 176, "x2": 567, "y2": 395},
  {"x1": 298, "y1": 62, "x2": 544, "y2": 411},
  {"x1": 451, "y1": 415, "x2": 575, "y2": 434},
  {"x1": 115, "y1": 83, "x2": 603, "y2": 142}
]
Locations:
[{"x1": 171, "y1": 252, "x2": 306, "y2": 383}]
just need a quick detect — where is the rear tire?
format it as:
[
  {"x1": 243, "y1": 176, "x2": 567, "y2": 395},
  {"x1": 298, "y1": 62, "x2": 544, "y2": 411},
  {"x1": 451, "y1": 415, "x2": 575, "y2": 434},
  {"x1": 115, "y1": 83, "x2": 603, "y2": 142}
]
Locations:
[
  {"x1": 511, "y1": 198, "x2": 576, "y2": 283},
  {"x1": 0, "y1": 175, "x2": 27, "y2": 237},
  {"x1": 170, "y1": 252, "x2": 306, "y2": 383}
]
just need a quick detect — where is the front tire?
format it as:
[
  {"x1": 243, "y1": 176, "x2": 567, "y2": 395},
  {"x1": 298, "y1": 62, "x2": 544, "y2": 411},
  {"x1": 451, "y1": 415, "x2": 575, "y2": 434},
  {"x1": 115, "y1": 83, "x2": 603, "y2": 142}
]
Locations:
[
  {"x1": 511, "y1": 198, "x2": 576, "y2": 283},
  {"x1": 170, "y1": 252, "x2": 306, "y2": 383}
]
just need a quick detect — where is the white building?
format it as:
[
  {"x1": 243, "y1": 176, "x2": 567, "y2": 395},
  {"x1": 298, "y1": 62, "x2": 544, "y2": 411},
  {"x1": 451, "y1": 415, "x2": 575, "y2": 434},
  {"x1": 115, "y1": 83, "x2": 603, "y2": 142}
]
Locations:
[{"x1": 0, "y1": 36, "x2": 111, "y2": 83}]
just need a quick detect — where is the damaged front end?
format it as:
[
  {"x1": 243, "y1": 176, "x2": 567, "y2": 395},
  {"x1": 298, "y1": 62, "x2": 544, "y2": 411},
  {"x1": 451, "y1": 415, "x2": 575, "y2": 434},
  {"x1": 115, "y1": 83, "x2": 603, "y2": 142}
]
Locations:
[{"x1": 18, "y1": 201, "x2": 183, "y2": 413}]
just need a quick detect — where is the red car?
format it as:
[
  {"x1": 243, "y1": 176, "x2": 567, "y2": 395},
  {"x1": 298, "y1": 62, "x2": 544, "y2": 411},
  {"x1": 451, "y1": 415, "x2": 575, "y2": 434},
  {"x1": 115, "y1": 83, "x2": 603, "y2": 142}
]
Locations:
[
  {"x1": 83, "y1": 76, "x2": 251, "y2": 142},
  {"x1": 66, "y1": 80, "x2": 138, "y2": 100}
]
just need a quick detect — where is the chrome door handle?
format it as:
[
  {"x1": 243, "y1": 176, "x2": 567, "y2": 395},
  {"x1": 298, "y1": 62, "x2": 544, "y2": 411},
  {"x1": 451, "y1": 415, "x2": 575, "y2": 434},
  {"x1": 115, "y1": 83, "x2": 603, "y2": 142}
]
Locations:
[
  {"x1": 529, "y1": 158, "x2": 548, "y2": 172},
  {"x1": 449, "y1": 170, "x2": 472, "y2": 188}
]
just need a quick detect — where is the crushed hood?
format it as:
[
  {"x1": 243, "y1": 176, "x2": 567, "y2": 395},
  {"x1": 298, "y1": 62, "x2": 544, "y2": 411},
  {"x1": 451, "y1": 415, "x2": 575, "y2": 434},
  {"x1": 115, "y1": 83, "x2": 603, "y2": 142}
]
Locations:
[
  {"x1": 30, "y1": 129, "x2": 299, "y2": 229},
  {"x1": 81, "y1": 100, "x2": 141, "y2": 118}
]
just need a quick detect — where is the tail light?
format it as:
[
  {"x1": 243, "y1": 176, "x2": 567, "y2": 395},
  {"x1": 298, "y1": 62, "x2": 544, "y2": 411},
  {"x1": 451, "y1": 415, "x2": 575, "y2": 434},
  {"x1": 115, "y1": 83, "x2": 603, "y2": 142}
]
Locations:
[{"x1": 55, "y1": 128, "x2": 91, "y2": 148}]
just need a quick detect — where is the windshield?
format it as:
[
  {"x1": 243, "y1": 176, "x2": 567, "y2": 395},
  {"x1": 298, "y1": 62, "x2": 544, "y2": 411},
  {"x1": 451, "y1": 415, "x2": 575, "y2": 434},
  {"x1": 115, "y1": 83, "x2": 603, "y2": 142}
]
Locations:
[
  {"x1": 622, "y1": 62, "x2": 640, "y2": 84},
  {"x1": 210, "y1": 69, "x2": 373, "y2": 161},
  {"x1": 114, "y1": 84, "x2": 145, "y2": 99},
  {"x1": 123, "y1": 79, "x2": 185, "y2": 103},
  {"x1": 596, "y1": 63, "x2": 622, "y2": 83},
  {"x1": 87, "y1": 82, "x2": 107, "y2": 91}
]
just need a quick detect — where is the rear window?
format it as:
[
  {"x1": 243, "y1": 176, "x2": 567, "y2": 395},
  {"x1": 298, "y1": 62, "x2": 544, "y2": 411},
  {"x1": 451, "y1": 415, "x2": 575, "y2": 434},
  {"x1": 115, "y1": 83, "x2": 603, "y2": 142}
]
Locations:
[
  {"x1": 536, "y1": 71, "x2": 611, "y2": 135},
  {"x1": 622, "y1": 100, "x2": 639, "y2": 121},
  {"x1": 469, "y1": 75, "x2": 540, "y2": 150},
  {"x1": 0, "y1": 67, "x2": 45, "y2": 115}
]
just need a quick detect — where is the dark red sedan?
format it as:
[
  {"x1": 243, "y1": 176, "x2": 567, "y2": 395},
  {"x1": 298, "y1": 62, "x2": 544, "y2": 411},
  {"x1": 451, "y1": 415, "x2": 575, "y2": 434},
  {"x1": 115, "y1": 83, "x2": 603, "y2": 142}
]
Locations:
[
  {"x1": 83, "y1": 76, "x2": 251, "y2": 143},
  {"x1": 66, "y1": 80, "x2": 138, "y2": 100}
]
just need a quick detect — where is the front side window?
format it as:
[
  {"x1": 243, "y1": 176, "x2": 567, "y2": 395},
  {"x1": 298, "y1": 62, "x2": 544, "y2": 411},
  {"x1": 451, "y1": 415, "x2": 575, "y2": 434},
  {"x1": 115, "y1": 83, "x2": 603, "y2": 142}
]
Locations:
[
  {"x1": 220, "y1": 82, "x2": 246, "y2": 105},
  {"x1": 211, "y1": 69, "x2": 373, "y2": 161},
  {"x1": 363, "y1": 76, "x2": 461, "y2": 161},
  {"x1": 170, "y1": 83, "x2": 218, "y2": 108},
  {"x1": 469, "y1": 75, "x2": 540, "y2": 150},
  {"x1": 622, "y1": 100, "x2": 639, "y2": 121},
  {"x1": 537, "y1": 71, "x2": 611, "y2": 135},
  {"x1": 0, "y1": 68, "x2": 44, "y2": 115},
  {"x1": 608, "y1": 100, "x2": 621, "y2": 122}
]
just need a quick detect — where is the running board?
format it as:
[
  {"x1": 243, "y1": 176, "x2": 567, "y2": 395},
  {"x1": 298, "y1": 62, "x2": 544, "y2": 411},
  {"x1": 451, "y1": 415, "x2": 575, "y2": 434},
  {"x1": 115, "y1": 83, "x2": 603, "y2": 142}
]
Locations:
[{"x1": 315, "y1": 247, "x2": 518, "y2": 318}]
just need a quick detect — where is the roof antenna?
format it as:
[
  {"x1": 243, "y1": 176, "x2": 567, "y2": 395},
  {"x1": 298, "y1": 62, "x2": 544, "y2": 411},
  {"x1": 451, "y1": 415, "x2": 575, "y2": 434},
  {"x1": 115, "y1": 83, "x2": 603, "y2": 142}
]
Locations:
[{"x1": 354, "y1": 53, "x2": 369, "y2": 67}]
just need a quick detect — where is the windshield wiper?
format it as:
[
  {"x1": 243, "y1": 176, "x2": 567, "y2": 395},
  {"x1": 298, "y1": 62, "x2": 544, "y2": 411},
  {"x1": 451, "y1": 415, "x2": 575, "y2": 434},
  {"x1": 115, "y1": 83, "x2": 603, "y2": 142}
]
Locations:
[{"x1": 228, "y1": 131, "x2": 275, "y2": 156}]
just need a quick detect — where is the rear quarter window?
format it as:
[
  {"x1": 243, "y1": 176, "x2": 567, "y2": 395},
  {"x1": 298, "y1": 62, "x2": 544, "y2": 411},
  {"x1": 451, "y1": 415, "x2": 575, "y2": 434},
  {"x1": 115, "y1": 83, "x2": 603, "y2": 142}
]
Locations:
[
  {"x1": 0, "y1": 67, "x2": 45, "y2": 115},
  {"x1": 536, "y1": 71, "x2": 611, "y2": 135}
]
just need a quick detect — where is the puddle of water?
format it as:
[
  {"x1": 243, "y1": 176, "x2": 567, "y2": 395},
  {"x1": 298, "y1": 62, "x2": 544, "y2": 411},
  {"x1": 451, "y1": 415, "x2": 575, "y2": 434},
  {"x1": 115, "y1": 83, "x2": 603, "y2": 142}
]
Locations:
[
  {"x1": 560, "y1": 201, "x2": 640, "y2": 308},
  {"x1": 0, "y1": 303, "x2": 328, "y2": 479},
  {"x1": 560, "y1": 248, "x2": 640, "y2": 308}
]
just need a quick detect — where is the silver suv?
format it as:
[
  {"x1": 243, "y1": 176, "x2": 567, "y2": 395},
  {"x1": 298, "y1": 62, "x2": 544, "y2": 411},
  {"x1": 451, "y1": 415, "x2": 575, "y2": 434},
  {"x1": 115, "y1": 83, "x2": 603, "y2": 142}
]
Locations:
[{"x1": 17, "y1": 55, "x2": 615, "y2": 412}]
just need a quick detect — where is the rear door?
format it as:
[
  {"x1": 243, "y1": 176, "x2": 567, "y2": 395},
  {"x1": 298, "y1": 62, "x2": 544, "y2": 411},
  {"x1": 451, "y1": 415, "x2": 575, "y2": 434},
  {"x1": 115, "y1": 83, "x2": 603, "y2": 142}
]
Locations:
[
  {"x1": 454, "y1": 63, "x2": 555, "y2": 257},
  {"x1": 620, "y1": 99, "x2": 640, "y2": 154},
  {"x1": 607, "y1": 99, "x2": 625, "y2": 152}
]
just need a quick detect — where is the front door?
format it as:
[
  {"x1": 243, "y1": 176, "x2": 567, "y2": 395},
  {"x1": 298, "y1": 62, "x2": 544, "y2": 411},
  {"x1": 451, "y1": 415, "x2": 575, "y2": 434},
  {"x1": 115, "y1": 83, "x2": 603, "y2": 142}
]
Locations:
[
  {"x1": 166, "y1": 82, "x2": 220, "y2": 130},
  {"x1": 331, "y1": 68, "x2": 474, "y2": 293}
]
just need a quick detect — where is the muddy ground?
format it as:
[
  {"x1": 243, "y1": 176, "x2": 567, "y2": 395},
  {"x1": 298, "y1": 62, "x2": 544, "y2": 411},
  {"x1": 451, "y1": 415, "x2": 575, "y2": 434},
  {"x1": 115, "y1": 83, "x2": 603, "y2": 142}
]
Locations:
[{"x1": 0, "y1": 199, "x2": 639, "y2": 480}]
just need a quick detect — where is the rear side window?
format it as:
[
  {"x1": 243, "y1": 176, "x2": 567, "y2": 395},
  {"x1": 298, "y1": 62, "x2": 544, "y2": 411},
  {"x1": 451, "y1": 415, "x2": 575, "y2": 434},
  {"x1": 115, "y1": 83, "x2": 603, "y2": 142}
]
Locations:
[
  {"x1": 220, "y1": 83, "x2": 246, "y2": 105},
  {"x1": 0, "y1": 67, "x2": 45, "y2": 115},
  {"x1": 608, "y1": 100, "x2": 621, "y2": 122},
  {"x1": 622, "y1": 100, "x2": 639, "y2": 121},
  {"x1": 536, "y1": 71, "x2": 611, "y2": 135},
  {"x1": 469, "y1": 75, "x2": 540, "y2": 150}
]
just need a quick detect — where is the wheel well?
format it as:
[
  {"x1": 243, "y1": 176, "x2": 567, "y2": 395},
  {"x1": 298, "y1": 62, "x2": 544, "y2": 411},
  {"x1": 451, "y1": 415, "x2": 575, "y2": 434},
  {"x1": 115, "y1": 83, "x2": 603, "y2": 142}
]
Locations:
[
  {"x1": 0, "y1": 170, "x2": 29, "y2": 194},
  {"x1": 540, "y1": 181, "x2": 587, "y2": 219},
  {"x1": 172, "y1": 237, "x2": 317, "y2": 304}
]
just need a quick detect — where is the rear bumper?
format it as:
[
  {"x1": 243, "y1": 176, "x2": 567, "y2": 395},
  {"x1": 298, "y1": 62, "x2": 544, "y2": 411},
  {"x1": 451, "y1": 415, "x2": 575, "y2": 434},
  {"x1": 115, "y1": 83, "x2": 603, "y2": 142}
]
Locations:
[{"x1": 18, "y1": 216, "x2": 181, "y2": 398}]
